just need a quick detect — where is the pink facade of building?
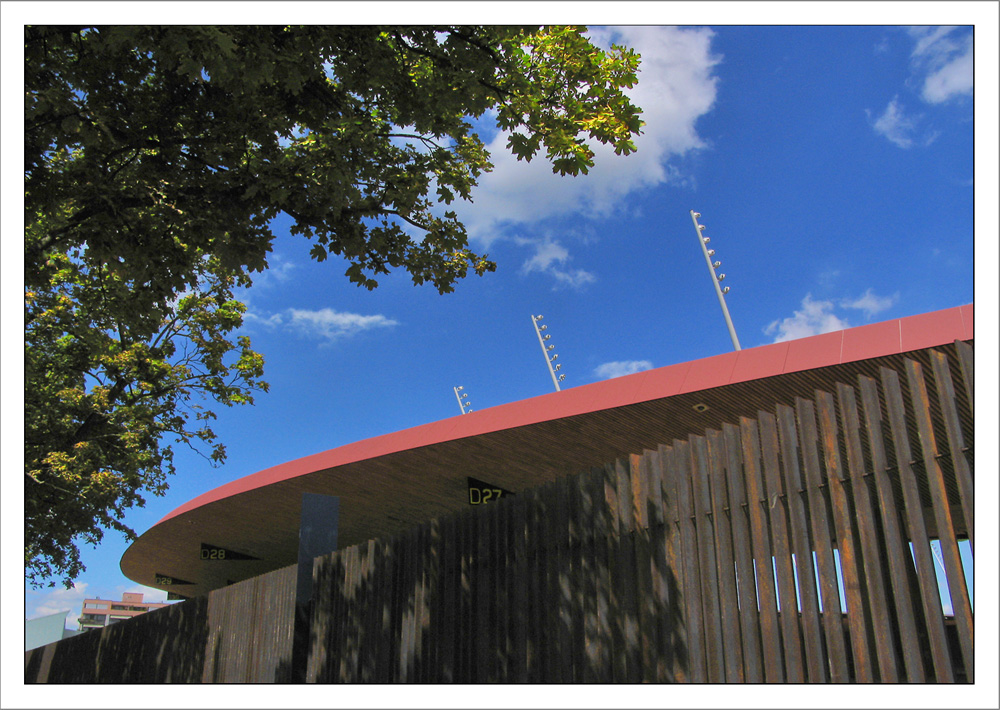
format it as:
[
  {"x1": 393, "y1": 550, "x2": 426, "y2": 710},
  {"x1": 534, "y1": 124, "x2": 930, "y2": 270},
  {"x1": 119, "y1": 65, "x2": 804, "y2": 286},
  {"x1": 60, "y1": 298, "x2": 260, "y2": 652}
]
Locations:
[{"x1": 77, "y1": 592, "x2": 168, "y2": 631}]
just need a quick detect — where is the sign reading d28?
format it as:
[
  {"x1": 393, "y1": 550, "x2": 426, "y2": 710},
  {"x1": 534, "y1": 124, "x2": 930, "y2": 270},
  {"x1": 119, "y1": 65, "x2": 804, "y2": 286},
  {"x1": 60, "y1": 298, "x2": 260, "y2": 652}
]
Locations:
[{"x1": 467, "y1": 476, "x2": 514, "y2": 505}]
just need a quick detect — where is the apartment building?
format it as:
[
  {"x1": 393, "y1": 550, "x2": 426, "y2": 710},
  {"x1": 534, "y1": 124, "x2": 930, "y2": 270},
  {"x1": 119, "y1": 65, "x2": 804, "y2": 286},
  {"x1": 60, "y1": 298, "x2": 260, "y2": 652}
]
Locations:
[{"x1": 77, "y1": 592, "x2": 168, "y2": 631}]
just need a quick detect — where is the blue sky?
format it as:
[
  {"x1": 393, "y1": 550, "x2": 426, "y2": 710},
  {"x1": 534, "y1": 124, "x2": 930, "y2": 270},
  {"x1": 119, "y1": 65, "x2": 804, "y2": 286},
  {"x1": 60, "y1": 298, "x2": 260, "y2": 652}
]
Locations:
[{"x1": 6, "y1": 5, "x2": 997, "y2": 705}]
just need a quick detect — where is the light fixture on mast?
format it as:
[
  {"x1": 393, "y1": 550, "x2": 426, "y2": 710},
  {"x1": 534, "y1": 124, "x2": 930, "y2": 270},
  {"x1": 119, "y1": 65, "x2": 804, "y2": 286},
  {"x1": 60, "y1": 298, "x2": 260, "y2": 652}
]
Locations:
[
  {"x1": 690, "y1": 210, "x2": 741, "y2": 351},
  {"x1": 531, "y1": 314, "x2": 566, "y2": 392},
  {"x1": 453, "y1": 385, "x2": 473, "y2": 415}
]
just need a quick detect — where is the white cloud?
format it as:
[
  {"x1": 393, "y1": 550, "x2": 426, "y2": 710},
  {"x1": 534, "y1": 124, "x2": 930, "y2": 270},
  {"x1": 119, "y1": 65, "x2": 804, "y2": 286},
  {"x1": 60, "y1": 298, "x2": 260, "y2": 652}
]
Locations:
[
  {"x1": 27, "y1": 582, "x2": 89, "y2": 628},
  {"x1": 764, "y1": 294, "x2": 852, "y2": 343},
  {"x1": 458, "y1": 26, "x2": 720, "y2": 244},
  {"x1": 870, "y1": 97, "x2": 919, "y2": 148},
  {"x1": 519, "y1": 238, "x2": 596, "y2": 289},
  {"x1": 594, "y1": 360, "x2": 654, "y2": 380},
  {"x1": 909, "y1": 26, "x2": 974, "y2": 104},
  {"x1": 286, "y1": 308, "x2": 399, "y2": 341},
  {"x1": 841, "y1": 288, "x2": 898, "y2": 318},
  {"x1": 242, "y1": 306, "x2": 399, "y2": 342}
]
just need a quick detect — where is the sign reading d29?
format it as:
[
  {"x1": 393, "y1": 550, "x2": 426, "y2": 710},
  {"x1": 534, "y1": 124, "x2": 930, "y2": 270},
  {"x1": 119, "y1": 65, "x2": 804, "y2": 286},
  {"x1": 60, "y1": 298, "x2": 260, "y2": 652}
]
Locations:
[{"x1": 467, "y1": 477, "x2": 514, "y2": 505}]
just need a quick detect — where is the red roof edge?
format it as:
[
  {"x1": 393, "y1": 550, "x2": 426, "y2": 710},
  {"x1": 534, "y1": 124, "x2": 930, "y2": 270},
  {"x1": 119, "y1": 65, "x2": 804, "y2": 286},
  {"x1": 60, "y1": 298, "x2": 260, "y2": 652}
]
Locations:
[{"x1": 158, "y1": 304, "x2": 973, "y2": 525}]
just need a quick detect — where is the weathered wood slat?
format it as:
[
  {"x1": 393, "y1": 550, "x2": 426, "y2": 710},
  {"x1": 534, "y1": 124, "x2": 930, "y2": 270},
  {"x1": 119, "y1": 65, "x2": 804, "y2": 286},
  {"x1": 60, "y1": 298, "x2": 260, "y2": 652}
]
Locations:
[
  {"x1": 723, "y1": 423, "x2": 763, "y2": 682},
  {"x1": 816, "y1": 390, "x2": 874, "y2": 682},
  {"x1": 905, "y1": 359, "x2": 974, "y2": 682},
  {"x1": 776, "y1": 404, "x2": 828, "y2": 682},
  {"x1": 690, "y1": 434, "x2": 727, "y2": 682},
  {"x1": 880, "y1": 366, "x2": 954, "y2": 682},
  {"x1": 795, "y1": 396, "x2": 849, "y2": 683},
  {"x1": 858, "y1": 374, "x2": 926, "y2": 681},
  {"x1": 835, "y1": 382, "x2": 900, "y2": 682},
  {"x1": 658, "y1": 443, "x2": 691, "y2": 683},
  {"x1": 930, "y1": 349, "x2": 974, "y2": 552},
  {"x1": 756, "y1": 411, "x2": 805, "y2": 682},
  {"x1": 706, "y1": 429, "x2": 745, "y2": 682},
  {"x1": 670, "y1": 440, "x2": 707, "y2": 682},
  {"x1": 737, "y1": 417, "x2": 784, "y2": 682}
]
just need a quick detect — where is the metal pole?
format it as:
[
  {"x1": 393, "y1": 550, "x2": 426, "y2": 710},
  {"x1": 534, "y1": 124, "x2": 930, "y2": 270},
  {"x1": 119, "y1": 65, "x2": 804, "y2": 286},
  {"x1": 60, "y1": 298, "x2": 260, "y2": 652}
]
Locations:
[
  {"x1": 531, "y1": 315, "x2": 562, "y2": 392},
  {"x1": 690, "y1": 210, "x2": 741, "y2": 351},
  {"x1": 453, "y1": 386, "x2": 471, "y2": 414}
]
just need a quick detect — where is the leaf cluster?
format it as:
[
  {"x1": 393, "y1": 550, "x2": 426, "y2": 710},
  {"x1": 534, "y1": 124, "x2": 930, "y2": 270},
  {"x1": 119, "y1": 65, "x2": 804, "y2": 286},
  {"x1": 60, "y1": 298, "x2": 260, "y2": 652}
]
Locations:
[{"x1": 24, "y1": 25, "x2": 641, "y2": 586}]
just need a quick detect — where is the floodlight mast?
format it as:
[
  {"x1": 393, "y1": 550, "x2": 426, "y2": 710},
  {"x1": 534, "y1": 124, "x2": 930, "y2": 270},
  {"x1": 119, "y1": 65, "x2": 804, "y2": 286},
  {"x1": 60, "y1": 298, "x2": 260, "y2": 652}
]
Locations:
[
  {"x1": 690, "y1": 210, "x2": 742, "y2": 351},
  {"x1": 453, "y1": 385, "x2": 472, "y2": 415},
  {"x1": 531, "y1": 314, "x2": 565, "y2": 392}
]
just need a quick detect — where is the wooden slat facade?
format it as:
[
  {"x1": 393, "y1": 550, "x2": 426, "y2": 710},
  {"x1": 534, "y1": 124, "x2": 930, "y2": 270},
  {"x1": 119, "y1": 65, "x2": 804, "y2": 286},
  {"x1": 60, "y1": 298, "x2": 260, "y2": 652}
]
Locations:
[{"x1": 26, "y1": 345, "x2": 974, "y2": 683}]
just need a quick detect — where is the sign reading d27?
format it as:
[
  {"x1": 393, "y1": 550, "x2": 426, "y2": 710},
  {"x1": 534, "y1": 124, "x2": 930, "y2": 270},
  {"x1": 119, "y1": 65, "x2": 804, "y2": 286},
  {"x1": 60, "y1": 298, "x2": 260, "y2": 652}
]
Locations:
[{"x1": 467, "y1": 476, "x2": 514, "y2": 505}]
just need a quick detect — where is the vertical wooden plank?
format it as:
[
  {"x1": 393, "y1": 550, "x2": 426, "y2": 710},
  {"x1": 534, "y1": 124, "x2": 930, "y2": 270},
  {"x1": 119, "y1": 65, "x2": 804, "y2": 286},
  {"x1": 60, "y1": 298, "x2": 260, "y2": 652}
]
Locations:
[
  {"x1": 905, "y1": 359, "x2": 975, "y2": 682},
  {"x1": 644, "y1": 449, "x2": 671, "y2": 682},
  {"x1": 775, "y1": 404, "x2": 828, "y2": 682},
  {"x1": 880, "y1": 366, "x2": 954, "y2": 682},
  {"x1": 614, "y1": 458, "x2": 643, "y2": 682},
  {"x1": 438, "y1": 514, "x2": 458, "y2": 682},
  {"x1": 723, "y1": 423, "x2": 764, "y2": 682},
  {"x1": 496, "y1": 496, "x2": 513, "y2": 682},
  {"x1": 836, "y1": 382, "x2": 900, "y2": 682},
  {"x1": 589, "y1": 466, "x2": 614, "y2": 682},
  {"x1": 576, "y1": 469, "x2": 600, "y2": 682},
  {"x1": 600, "y1": 462, "x2": 626, "y2": 683},
  {"x1": 955, "y1": 339, "x2": 974, "y2": 411},
  {"x1": 705, "y1": 429, "x2": 745, "y2": 682},
  {"x1": 656, "y1": 444, "x2": 688, "y2": 683},
  {"x1": 629, "y1": 453, "x2": 658, "y2": 681},
  {"x1": 795, "y1": 397, "x2": 850, "y2": 683},
  {"x1": 377, "y1": 538, "x2": 395, "y2": 683},
  {"x1": 509, "y1": 493, "x2": 529, "y2": 682},
  {"x1": 930, "y1": 349, "x2": 974, "y2": 553},
  {"x1": 690, "y1": 434, "x2": 727, "y2": 683},
  {"x1": 670, "y1": 440, "x2": 706, "y2": 682},
  {"x1": 524, "y1": 489, "x2": 544, "y2": 682},
  {"x1": 758, "y1": 411, "x2": 805, "y2": 683},
  {"x1": 738, "y1": 417, "x2": 785, "y2": 682},
  {"x1": 858, "y1": 374, "x2": 926, "y2": 681},
  {"x1": 566, "y1": 473, "x2": 586, "y2": 683},
  {"x1": 815, "y1": 390, "x2": 875, "y2": 682}
]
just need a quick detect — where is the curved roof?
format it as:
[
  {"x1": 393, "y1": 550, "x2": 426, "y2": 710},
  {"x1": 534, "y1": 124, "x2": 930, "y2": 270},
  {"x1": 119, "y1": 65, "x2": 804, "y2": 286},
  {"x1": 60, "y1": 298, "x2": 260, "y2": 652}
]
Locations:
[{"x1": 122, "y1": 305, "x2": 973, "y2": 598}]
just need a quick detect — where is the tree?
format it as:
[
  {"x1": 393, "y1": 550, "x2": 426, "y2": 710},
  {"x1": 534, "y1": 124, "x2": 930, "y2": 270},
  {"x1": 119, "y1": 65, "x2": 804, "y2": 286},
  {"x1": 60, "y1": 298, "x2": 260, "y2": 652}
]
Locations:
[{"x1": 25, "y1": 25, "x2": 642, "y2": 587}]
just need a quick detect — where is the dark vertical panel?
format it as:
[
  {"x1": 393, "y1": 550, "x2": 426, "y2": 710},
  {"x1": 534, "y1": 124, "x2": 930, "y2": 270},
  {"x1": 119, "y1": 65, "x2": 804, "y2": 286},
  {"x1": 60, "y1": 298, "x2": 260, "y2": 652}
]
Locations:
[
  {"x1": 565, "y1": 472, "x2": 586, "y2": 682},
  {"x1": 614, "y1": 458, "x2": 643, "y2": 681},
  {"x1": 905, "y1": 359, "x2": 975, "y2": 682},
  {"x1": 816, "y1": 390, "x2": 874, "y2": 682},
  {"x1": 858, "y1": 374, "x2": 925, "y2": 681},
  {"x1": 376, "y1": 538, "x2": 395, "y2": 682},
  {"x1": 670, "y1": 440, "x2": 706, "y2": 682},
  {"x1": 930, "y1": 349, "x2": 975, "y2": 552},
  {"x1": 690, "y1": 434, "x2": 727, "y2": 683},
  {"x1": 602, "y1": 462, "x2": 628, "y2": 682},
  {"x1": 880, "y1": 366, "x2": 954, "y2": 682},
  {"x1": 657, "y1": 444, "x2": 689, "y2": 683},
  {"x1": 738, "y1": 417, "x2": 784, "y2": 682},
  {"x1": 576, "y1": 469, "x2": 600, "y2": 681},
  {"x1": 723, "y1": 423, "x2": 764, "y2": 682},
  {"x1": 705, "y1": 429, "x2": 745, "y2": 682},
  {"x1": 509, "y1": 493, "x2": 529, "y2": 682},
  {"x1": 629, "y1": 454, "x2": 657, "y2": 681},
  {"x1": 524, "y1": 489, "x2": 544, "y2": 682},
  {"x1": 495, "y1": 497, "x2": 512, "y2": 682},
  {"x1": 360, "y1": 539, "x2": 380, "y2": 682},
  {"x1": 775, "y1": 404, "x2": 827, "y2": 682},
  {"x1": 645, "y1": 448, "x2": 673, "y2": 682},
  {"x1": 795, "y1": 397, "x2": 850, "y2": 683},
  {"x1": 590, "y1": 466, "x2": 614, "y2": 683},
  {"x1": 438, "y1": 513, "x2": 458, "y2": 682},
  {"x1": 551, "y1": 477, "x2": 575, "y2": 682},
  {"x1": 836, "y1": 382, "x2": 900, "y2": 682}
]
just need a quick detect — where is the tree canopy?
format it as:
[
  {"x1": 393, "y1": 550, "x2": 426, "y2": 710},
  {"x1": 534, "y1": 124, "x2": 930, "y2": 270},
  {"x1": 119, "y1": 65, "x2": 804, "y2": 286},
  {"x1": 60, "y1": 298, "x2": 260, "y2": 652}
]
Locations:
[{"x1": 25, "y1": 25, "x2": 642, "y2": 587}]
